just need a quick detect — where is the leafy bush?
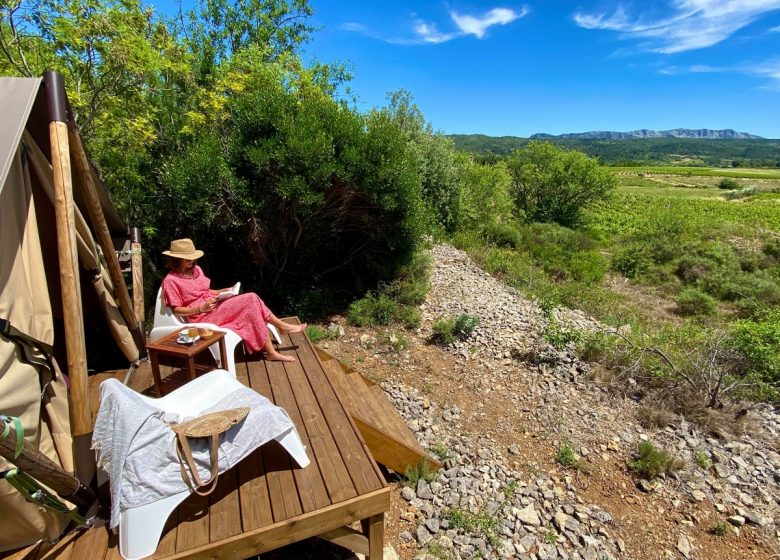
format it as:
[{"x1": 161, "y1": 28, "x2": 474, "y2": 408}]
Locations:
[
  {"x1": 718, "y1": 177, "x2": 739, "y2": 189},
  {"x1": 431, "y1": 314, "x2": 480, "y2": 344},
  {"x1": 629, "y1": 440, "x2": 682, "y2": 480},
  {"x1": 347, "y1": 294, "x2": 397, "y2": 327},
  {"x1": 544, "y1": 319, "x2": 581, "y2": 350},
  {"x1": 403, "y1": 459, "x2": 437, "y2": 487},
  {"x1": 676, "y1": 287, "x2": 717, "y2": 316},
  {"x1": 763, "y1": 237, "x2": 780, "y2": 260},
  {"x1": 556, "y1": 441, "x2": 580, "y2": 470},
  {"x1": 506, "y1": 141, "x2": 617, "y2": 227},
  {"x1": 305, "y1": 325, "x2": 333, "y2": 344},
  {"x1": 611, "y1": 246, "x2": 652, "y2": 278},
  {"x1": 730, "y1": 309, "x2": 780, "y2": 389},
  {"x1": 483, "y1": 222, "x2": 523, "y2": 249}
]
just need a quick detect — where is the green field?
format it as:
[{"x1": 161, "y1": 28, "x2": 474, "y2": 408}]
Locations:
[{"x1": 612, "y1": 166, "x2": 780, "y2": 179}]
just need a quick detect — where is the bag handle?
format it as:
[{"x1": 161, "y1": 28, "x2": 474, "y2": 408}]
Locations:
[{"x1": 175, "y1": 432, "x2": 221, "y2": 496}]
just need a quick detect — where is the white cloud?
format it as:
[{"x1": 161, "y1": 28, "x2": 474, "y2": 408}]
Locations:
[
  {"x1": 343, "y1": 5, "x2": 528, "y2": 45},
  {"x1": 413, "y1": 20, "x2": 458, "y2": 44},
  {"x1": 574, "y1": 1, "x2": 780, "y2": 53},
  {"x1": 746, "y1": 58, "x2": 780, "y2": 81},
  {"x1": 771, "y1": 24, "x2": 780, "y2": 31},
  {"x1": 450, "y1": 7, "x2": 529, "y2": 39}
]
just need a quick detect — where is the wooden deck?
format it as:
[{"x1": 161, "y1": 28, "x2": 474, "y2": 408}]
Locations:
[{"x1": 6, "y1": 322, "x2": 390, "y2": 560}]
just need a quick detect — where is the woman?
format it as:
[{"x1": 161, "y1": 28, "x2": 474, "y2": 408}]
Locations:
[{"x1": 161, "y1": 238, "x2": 306, "y2": 362}]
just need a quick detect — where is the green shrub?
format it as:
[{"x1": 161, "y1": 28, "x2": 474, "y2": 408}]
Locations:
[
  {"x1": 395, "y1": 306, "x2": 422, "y2": 329},
  {"x1": 567, "y1": 251, "x2": 608, "y2": 283},
  {"x1": 403, "y1": 459, "x2": 437, "y2": 487},
  {"x1": 454, "y1": 314, "x2": 480, "y2": 337},
  {"x1": 544, "y1": 319, "x2": 581, "y2": 350},
  {"x1": 556, "y1": 441, "x2": 580, "y2": 469},
  {"x1": 763, "y1": 237, "x2": 780, "y2": 260},
  {"x1": 629, "y1": 440, "x2": 682, "y2": 480},
  {"x1": 730, "y1": 309, "x2": 780, "y2": 387},
  {"x1": 676, "y1": 287, "x2": 717, "y2": 316},
  {"x1": 694, "y1": 449, "x2": 711, "y2": 469},
  {"x1": 725, "y1": 187, "x2": 757, "y2": 200},
  {"x1": 718, "y1": 177, "x2": 739, "y2": 189},
  {"x1": 432, "y1": 314, "x2": 480, "y2": 344},
  {"x1": 305, "y1": 325, "x2": 333, "y2": 344},
  {"x1": 611, "y1": 246, "x2": 652, "y2": 278},
  {"x1": 483, "y1": 222, "x2": 522, "y2": 249},
  {"x1": 347, "y1": 293, "x2": 398, "y2": 327}
]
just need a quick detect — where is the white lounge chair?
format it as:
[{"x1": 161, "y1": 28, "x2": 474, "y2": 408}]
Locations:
[
  {"x1": 150, "y1": 287, "x2": 282, "y2": 374},
  {"x1": 113, "y1": 369, "x2": 309, "y2": 560}
]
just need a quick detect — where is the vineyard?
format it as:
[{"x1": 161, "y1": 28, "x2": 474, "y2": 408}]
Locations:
[
  {"x1": 611, "y1": 166, "x2": 780, "y2": 179},
  {"x1": 585, "y1": 193, "x2": 780, "y2": 238}
]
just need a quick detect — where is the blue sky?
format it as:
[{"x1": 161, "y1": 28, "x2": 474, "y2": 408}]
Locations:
[{"x1": 302, "y1": 1, "x2": 780, "y2": 138}]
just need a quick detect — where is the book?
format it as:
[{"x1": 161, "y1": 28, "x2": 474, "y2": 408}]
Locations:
[{"x1": 215, "y1": 282, "x2": 240, "y2": 301}]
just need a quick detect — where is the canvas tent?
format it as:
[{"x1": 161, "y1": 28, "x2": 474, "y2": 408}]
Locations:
[{"x1": 0, "y1": 74, "x2": 145, "y2": 552}]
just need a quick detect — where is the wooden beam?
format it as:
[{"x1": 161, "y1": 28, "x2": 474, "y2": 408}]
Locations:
[
  {"x1": 66, "y1": 124, "x2": 140, "y2": 341},
  {"x1": 162, "y1": 488, "x2": 390, "y2": 560},
  {"x1": 130, "y1": 227, "x2": 144, "y2": 328},
  {"x1": 362, "y1": 513, "x2": 385, "y2": 560},
  {"x1": 49, "y1": 119, "x2": 90, "y2": 437},
  {"x1": 319, "y1": 526, "x2": 369, "y2": 557}
]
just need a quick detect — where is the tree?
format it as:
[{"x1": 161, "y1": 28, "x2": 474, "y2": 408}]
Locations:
[{"x1": 506, "y1": 141, "x2": 616, "y2": 227}]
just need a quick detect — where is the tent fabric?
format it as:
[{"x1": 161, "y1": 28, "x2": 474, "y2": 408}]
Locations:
[
  {"x1": 0, "y1": 78, "x2": 41, "y2": 197},
  {"x1": 0, "y1": 144, "x2": 69, "y2": 551}
]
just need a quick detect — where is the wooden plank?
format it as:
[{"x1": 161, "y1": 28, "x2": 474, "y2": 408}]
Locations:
[
  {"x1": 36, "y1": 527, "x2": 81, "y2": 560},
  {"x1": 319, "y1": 359, "x2": 358, "y2": 412},
  {"x1": 174, "y1": 493, "x2": 210, "y2": 553},
  {"x1": 68, "y1": 523, "x2": 106, "y2": 560},
  {"x1": 293, "y1": 330, "x2": 384, "y2": 495},
  {"x1": 354, "y1": 417, "x2": 439, "y2": 474},
  {"x1": 152, "y1": 512, "x2": 178, "y2": 559},
  {"x1": 260, "y1": 360, "x2": 303, "y2": 522},
  {"x1": 208, "y1": 467, "x2": 242, "y2": 542},
  {"x1": 237, "y1": 449, "x2": 272, "y2": 531},
  {"x1": 162, "y1": 488, "x2": 390, "y2": 560},
  {"x1": 319, "y1": 526, "x2": 368, "y2": 556},
  {"x1": 260, "y1": 361, "x2": 330, "y2": 514},
  {"x1": 277, "y1": 354, "x2": 357, "y2": 504}
]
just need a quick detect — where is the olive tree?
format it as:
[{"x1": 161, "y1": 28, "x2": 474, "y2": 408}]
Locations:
[{"x1": 506, "y1": 141, "x2": 616, "y2": 227}]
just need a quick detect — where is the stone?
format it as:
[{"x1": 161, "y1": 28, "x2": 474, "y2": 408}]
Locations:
[
  {"x1": 516, "y1": 504, "x2": 541, "y2": 527},
  {"x1": 727, "y1": 515, "x2": 746, "y2": 527},
  {"x1": 676, "y1": 534, "x2": 693, "y2": 559},
  {"x1": 416, "y1": 525, "x2": 432, "y2": 546},
  {"x1": 401, "y1": 486, "x2": 416, "y2": 501},
  {"x1": 417, "y1": 479, "x2": 435, "y2": 500}
]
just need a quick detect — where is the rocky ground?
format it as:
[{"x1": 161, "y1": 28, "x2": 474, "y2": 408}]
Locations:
[{"x1": 297, "y1": 243, "x2": 779, "y2": 560}]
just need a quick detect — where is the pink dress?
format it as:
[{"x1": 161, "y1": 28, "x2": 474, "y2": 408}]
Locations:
[{"x1": 162, "y1": 265, "x2": 272, "y2": 352}]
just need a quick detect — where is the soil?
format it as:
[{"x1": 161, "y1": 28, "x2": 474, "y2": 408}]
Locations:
[{"x1": 314, "y1": 321, "x2": 777, "y2": 560}]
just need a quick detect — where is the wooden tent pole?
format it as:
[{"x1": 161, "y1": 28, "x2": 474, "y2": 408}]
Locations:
[
  {"x1": 45, "y1": 72, "x2": 91, "y2": 439},
  {"x1": 67, "y1": 124, "x2": 140, "y2": 335},
  {"x1": 0, "y1": 421, "x2": 95, "y2": 514},
  {"x1": 130, "y1": 227, "x2": 145, "y2": 328}
]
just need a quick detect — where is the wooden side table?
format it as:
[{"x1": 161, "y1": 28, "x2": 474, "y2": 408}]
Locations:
[{"x1": 147, "y1": 329, "x2": 227, "y2": 395}]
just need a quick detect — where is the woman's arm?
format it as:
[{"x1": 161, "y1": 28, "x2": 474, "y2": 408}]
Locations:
[{"x1": 173, "y1": 298, "x2": 216, "y2": 316}]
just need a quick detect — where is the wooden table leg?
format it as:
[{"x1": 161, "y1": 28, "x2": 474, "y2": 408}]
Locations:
[
  {"x1": 149, "y1": 350, "x2": 162, "y2": 396},
  {"x1": 361, "y1": 513, "x2": 384, "y2": 560},
  {"x1": 218, "y1": 337, "x2": 227, "y2": 370},
  {"x1": 186, "y1": 356, "x2": 196, "y2": 381}
]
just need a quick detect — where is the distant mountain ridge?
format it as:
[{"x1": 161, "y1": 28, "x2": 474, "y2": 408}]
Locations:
[{"x1": 530, "y1": 128, "x2": 763, "y2": 140}]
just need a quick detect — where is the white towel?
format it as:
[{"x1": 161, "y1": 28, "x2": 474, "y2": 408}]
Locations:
[{"x1": 92, "y1": 379, "x2": 298, "y2": 529}]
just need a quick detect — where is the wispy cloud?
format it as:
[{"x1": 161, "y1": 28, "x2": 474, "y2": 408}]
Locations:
[
  {"x1": 344, "y1": 5, "x2": 529, "y2": 45},
  {"x1": 450, "y1": 7, "x2": 528, "y2": 39},
  {"x1": 771, "y1": 24, "x2": 780, "y2": 32},
  {"x1": 574, "y1": 1, "x2": 780, "y2": 54}
]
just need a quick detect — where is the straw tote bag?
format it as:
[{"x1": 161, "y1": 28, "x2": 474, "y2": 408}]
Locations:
[{"x1": 171, "y1": 407, "x2": 250, "y2": 496}]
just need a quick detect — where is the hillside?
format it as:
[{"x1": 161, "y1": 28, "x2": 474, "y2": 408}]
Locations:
[
  {"x1": 530, "y1": 129, "x2": 763, "y2": 140},
  {"x1": 317, "y1": 243, "x2": 778, "y2": 560},
  {"x1": 448, "y1": 134, "x2": 780, "y2": 167}
]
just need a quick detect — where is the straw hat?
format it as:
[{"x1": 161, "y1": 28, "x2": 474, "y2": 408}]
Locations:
[{"x1": 162, "y1": 238, "x2": 204, "y2": 260}]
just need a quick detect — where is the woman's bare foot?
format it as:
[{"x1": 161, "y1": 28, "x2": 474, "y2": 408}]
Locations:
[
  {"x1": 266, "y1": 351, "x2": 295, "y2": 362},
  {"x1": 279, "y1": 322, "x2": 308, "y2": 334}
]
